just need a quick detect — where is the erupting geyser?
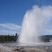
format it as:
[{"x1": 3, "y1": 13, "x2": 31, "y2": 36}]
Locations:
[{"x1": 19, "y1": 6, "x2": 52, "y2": 46}]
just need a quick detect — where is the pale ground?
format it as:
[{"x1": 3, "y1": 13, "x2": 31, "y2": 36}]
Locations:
[
  {"x1": 0, "y1": 45, "x2": 15, "y2": 52},
  {"x1": 0, "y1": 45, "x2": 52, "y2": 52}
]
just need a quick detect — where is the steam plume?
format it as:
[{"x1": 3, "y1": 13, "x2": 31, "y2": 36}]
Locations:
[{"x1": 19, "y1": 5, "x2": 52, "y2": 45}]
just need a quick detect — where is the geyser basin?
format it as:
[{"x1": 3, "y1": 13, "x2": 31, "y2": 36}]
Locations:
[{"x1": 19, "y1": 5, "x2": 52, "y2": 46}]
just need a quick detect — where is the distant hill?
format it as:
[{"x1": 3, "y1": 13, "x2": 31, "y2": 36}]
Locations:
[{"x1": 40, "y1": 35, "x2": 52, "y2": 42}]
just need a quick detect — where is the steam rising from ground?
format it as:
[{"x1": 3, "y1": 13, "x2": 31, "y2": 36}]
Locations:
[{"x1": 19, "y1": 5, "x2": 52, "y2": 45}]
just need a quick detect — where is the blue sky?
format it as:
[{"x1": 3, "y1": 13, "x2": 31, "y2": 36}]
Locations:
[
  {"x1": 0, "y1": 0, "x2": 52, "y2": 25},
  {"x1": 0, "y1": 0, "x2": 52, "y2": 35},
  {"x1": 0, "y1": 0, "x2": 35, "y2": 25}
]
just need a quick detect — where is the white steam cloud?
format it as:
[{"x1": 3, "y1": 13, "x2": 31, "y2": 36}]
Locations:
[
  {"x1": 0, "y1": 23, "x2": 21, "y2": 35},
  {"x1": 19, "y1": 5, "x2": 52, "y2": 45}
]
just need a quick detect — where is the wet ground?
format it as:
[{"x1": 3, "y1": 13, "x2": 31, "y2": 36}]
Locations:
[
  {"x1": 12, "y1": 45, "x2": 52, "y2": 52},
  {"x1": 0, "y1": 43, "x2": 52, "y2": 52}
]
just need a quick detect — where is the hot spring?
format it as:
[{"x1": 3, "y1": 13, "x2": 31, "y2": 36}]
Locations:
[{"x1": 19, "y1": 6, "x2": 52, "y2": 46}]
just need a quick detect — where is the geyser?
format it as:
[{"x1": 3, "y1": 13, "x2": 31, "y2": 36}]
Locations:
[{"x1": 19, "y1": 6, "x2": 52, "y2": 45}]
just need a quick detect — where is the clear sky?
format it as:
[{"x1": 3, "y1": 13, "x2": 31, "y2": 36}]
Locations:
[
  {"x1": 0, "y1": 0, "x2": 35, "y2": 25},
  {"x1": 0, "y1": 0, "x2": 52, "y2": 35}
]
